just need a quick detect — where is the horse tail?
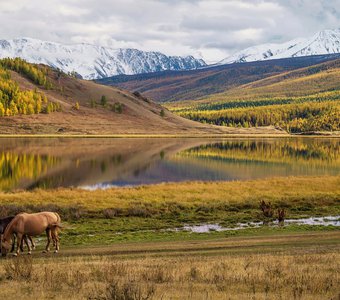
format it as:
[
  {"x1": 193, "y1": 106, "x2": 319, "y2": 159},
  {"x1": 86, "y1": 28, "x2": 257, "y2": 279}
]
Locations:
[
  {"x1": 53, "y1": 212, "x2": 61, "y2": 223},
  {"x1": 49, "y1": 223, "x2": 63, "y2": 229}
]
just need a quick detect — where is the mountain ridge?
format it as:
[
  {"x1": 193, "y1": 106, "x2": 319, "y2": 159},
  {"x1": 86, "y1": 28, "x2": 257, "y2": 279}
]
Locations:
[
  {"x1": 219, "y1": 29, "x2": 340, "y2": 64},
  {"x1": 98, "y1": 54, "x2": 340, "y2": 102},
  {"x1": 0, "y1": 37, "x2": 206, "y2": 80}
]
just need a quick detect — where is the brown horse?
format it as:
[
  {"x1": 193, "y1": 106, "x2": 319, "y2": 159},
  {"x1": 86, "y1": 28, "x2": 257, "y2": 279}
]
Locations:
[
  {"x1": 1, "y1": 212, "x2": 61, "y2": 256},
  {"x1": 0, "y1": 216, "x2": 35, "y2": 253}
]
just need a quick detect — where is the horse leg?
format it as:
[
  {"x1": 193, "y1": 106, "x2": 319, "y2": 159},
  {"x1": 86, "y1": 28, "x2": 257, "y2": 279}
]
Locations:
[
  {"x1": 15, "y1": 233, "x2": 23, "y2": 256},
  {"x1": 23, "y1": 235, "x2": 32, "y2": 255},
  {"x1": 43, "y1": 228, "x2": 52, "y2": 253},
  {"x1": 29, "y1": 236, "x2": 35, "y2": 250},
  {"x1": 10, "y1": 234, "x2": 16, "y2": 253},
  {"x1": 52, "y1": 227, "x2": 59, "y2": 253},
  {"x1": 20, "y1": 235, "x2": 25, "y2": 253}
]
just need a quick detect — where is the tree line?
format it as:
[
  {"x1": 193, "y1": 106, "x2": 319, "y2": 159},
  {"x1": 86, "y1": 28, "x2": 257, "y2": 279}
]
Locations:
[
  {"x1": 0, "y1": 61, "x2": 60, "y2": 116},
  {"x1": 0, "y1": 57, "x2": 53, "y2": 89},
  {"x1": 179, "y1": 101, "x2": 340, "y2": 133}
]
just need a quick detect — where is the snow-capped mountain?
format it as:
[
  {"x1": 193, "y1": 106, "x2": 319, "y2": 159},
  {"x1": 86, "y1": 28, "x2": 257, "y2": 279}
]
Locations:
[
  {"x1": 219, "y1": 29, "x2": 340, "y2": 64},
  {"x1": 0, "y1": 38, "x2": 206, "y2": 79}
]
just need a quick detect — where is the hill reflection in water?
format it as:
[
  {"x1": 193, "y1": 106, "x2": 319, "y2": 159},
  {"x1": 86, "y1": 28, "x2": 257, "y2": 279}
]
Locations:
[{"x1": 0, "y1": 137, "x2": 338, "y2": 191}]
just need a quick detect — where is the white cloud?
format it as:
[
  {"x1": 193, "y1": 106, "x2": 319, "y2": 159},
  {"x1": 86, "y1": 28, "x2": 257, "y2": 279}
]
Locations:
[{"x1": 0, "y1": 0, "x2": 339, "y2": 63}]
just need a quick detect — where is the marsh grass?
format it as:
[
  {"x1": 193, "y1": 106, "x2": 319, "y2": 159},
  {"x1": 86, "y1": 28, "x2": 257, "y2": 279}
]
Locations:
[
  {"x1": 0, "y1": 176, "x2": 338, "y2": 247},
  {"x1": 0, "y1": 176, "x2": 339, "y2": 217}
]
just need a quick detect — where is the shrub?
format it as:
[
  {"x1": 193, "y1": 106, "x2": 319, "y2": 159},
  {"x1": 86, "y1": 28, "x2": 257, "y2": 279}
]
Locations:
[
  {"x1": 126, "y1": 206, "x2": 153, "y2": 218},
  {"x1": 73, "y1": 102, "x2": 80, "y2": 110},
  {"x1": 101, "y1": 95, "x2": 107, "y2": 107},
  {"x1": 4, "y1": 256, "x2": 33, "y2": 281},
  {"x1": 103, "y1": 208, "x2": 122, "y2": 219},
  {"x1": 111, "y1": 103, "x2": 123, "y2": 114},
  {"x1": 103, "y1": 280, "x2": 155, "y2": 300}
]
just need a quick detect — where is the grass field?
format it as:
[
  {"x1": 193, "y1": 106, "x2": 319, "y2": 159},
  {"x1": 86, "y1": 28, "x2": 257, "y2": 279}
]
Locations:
[
  {"x1": 0, "y1": 176, "x2": 339, "y2": 245},
  {"x1": 0, "y1": 231, "x2": 338, "y2": 299},
  {"x1": 0, "y1": 176, "x2": 339, "y2": 299}
]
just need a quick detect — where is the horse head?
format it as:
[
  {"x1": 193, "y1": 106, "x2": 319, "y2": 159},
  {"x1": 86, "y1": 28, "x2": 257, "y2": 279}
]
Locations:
[{"x1": 1, "y1": 236, "x2": 12, "y2": 257}]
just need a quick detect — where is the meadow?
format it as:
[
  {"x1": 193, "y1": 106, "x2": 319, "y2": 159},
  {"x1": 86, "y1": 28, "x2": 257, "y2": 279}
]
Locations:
[
  {"x1": 0, "y1": 231, "x2": 338, "y2": 299},
  {"x1": 0, "y1": 175, "x2": 338, "y2": 299},
  {"x1": 0, "y1": 176, "x2": 339, "y2": 246}
]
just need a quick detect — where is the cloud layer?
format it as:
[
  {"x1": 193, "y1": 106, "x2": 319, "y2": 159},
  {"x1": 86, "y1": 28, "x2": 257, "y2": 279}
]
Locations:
[{"x1": 0, "y1": 0, "x2": 339, "y2": 63}]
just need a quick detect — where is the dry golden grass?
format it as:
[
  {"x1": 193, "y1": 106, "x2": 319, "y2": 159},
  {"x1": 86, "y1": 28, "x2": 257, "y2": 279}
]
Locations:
[
  {"x1": 0, "y1": 176, "x2": 338, "y2": 211},
  {"x1": 0, "y1": 242, "x2": 338, "y2": 300}
]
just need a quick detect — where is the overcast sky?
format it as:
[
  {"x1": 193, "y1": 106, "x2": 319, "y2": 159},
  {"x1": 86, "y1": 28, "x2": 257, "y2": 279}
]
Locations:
[{"x1": 0, "y1": 0, "x2": 339, "y2": 63}]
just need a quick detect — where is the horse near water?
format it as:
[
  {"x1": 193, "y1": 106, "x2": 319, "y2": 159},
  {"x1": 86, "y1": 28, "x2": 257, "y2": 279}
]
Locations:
[
  {"x1": 1, "y1": 212, "x2": 62, "y2": 256},
  {"x1": 0, "y1": 216, "x2": 35, "y2": 253}
]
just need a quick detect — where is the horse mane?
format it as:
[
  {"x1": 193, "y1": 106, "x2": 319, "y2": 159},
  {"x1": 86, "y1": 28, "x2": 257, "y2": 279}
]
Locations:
[
  {"x1": 0, "y1": 216, "x2": 15, "y2": 223},
  {"x1": 2, "y1": 216, "x2": 18, "y2": 241}
]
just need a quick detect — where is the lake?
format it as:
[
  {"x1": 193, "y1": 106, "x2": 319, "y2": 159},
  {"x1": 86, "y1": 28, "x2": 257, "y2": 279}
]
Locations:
[{"x1": 0, "y1": 137, "x2": 339, "y2": 191}]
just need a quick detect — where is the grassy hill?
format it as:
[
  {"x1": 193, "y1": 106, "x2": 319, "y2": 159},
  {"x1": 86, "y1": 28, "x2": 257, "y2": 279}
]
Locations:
[
  {"x1": 97, "y1": 54, "x2": 340, "y2": 102},
  {"x1": 0, "y1": 58, "x2": 285, "y2": 135},
  {"x1": 166, "y1": 59, "x2": 340, "y2": 133}
]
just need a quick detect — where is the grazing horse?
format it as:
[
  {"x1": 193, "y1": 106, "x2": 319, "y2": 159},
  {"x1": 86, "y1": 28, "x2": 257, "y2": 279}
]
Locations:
[
  {"x1": 1, "y1": 212, "x2": 61, "y2": 256},
  {"x1": 0, "y1": 216, "x2": 35, "y2": 253}
]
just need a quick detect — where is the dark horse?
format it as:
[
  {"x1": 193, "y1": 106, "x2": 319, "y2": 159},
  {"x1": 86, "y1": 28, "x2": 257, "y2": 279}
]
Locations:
[{"x1": 0, "y1": 216, "x2": 35, "y2": 253}]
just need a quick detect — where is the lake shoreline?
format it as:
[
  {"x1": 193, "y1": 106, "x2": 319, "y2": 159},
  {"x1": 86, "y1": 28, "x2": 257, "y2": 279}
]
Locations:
[{"x1": 1, "y1": 132, "x2": 340, "y2": 138}]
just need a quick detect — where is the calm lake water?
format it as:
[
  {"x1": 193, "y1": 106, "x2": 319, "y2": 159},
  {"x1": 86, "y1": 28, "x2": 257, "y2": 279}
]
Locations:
[{"x1": 0, "y1": 137, "x2": 339, "y2": 191}]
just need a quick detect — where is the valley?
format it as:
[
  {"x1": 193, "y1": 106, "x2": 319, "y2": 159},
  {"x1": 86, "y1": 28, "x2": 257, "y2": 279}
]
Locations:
[
  {"x1": 0, "y1": 19, "x2": 339, "y2": 300},
  {"x1": 0, "y1": 58, "x2": 286, "y2": 135}
]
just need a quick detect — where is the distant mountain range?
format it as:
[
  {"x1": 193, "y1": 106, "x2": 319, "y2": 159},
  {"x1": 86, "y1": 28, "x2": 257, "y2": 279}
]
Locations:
[
  {"x1": 0, "y1": 29, "x2": 339, "y2": 80},
  {"x1": 0, "y1": 38, "x2": 206, "y2": 79},
  {"x1": 98, "y1": 54, "x2": 340, "y2": 102},
  {"x1": 219, "y1": 29, "x2": 340, "y2": 64}
]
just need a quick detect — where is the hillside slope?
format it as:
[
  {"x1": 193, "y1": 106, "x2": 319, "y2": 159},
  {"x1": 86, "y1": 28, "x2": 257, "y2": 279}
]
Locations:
[
  {"x1": 0, "y1": 59, "x2": 284, "y2": 135},
  {"x1": 98, "y1": 54, "x2": 340, "y2": 102},
  {"x1": 166, "y1": 59, "x2": 340, "y2": 133}
]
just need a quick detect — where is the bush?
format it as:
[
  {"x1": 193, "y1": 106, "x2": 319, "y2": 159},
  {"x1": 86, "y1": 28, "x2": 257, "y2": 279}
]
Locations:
[
  {"x1": 132, "y1": 91, "x2": 150, "y2": 103},
  {"x1": 73, "y1": 102, "x2": 80, "y2": 110},
  {"x1": 4, "y1": 256, "x2": 33, "y2": 280},
  {"x1": 101, "y1": 95, "x2": 107, "y2": 107},
  {"x1": 104, "y1": 280, "x2": 155, "y2": 300},
  {"x1": 111, "y1": 103, "x2": 123, "y2": 114},
  {"x1": 103, "y1": 208, "x2": 122, "y2": 219},
  {"x1": 126, "y1": 206, "x2": 153, "y2": 218}
]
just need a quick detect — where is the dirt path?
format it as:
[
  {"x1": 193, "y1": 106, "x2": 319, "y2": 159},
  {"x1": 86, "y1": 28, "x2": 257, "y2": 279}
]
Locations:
[{"x1": 24, "y1": 231, "x2": 340, "y2": 259}]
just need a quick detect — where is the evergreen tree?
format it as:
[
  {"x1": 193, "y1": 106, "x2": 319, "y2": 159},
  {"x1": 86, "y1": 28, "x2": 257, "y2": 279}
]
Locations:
[{"x1": 100, "y1": 95, "x2": 107, "y2": 107}]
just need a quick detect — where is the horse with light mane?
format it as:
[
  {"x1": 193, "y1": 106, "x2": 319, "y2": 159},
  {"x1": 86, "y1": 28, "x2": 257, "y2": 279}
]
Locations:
[{"x1": 1, "y1": 212, "x2": 61, "y2": 256}]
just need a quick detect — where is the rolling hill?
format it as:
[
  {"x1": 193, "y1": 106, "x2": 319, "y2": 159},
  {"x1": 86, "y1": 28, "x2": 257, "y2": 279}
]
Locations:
[
  {"x1": 98, "y1": 54, "x2": 340, "y2": 102},
  {"x1": 166, "y1": 58, "x2": 340, "y2": 133},
  {"x1": 0, "y1": 58, "x2": 284, "y2": 135}
]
